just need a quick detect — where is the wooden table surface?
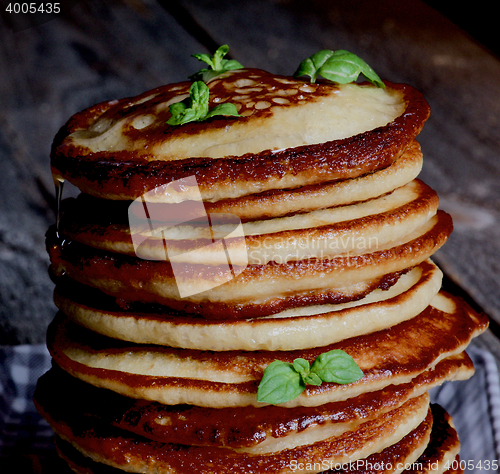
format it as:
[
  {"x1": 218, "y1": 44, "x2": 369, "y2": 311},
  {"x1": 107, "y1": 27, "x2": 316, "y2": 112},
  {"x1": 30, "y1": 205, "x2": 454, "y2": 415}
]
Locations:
[
  {"x1": 1, "y1": 0, "x2": 499, "y2": 360},
  {"x1": 1, "y1": 1, "x2": 500, "y2": 472}
]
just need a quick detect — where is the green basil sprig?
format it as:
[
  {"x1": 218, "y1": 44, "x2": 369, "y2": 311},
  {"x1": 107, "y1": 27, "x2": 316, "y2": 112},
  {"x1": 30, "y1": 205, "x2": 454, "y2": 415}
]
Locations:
[
  {"x1": 167, "y1": 81, "x2": 240, "y2": 126},
  {"x1": 190, "y1": 44, "x2": 244, "y2": 82},
  {"x1": 257, "y1": 349, "x2": 364, "y2": 405},
  {"x1": 294, "y1": 49, "x2": 384, "y2": 88}
]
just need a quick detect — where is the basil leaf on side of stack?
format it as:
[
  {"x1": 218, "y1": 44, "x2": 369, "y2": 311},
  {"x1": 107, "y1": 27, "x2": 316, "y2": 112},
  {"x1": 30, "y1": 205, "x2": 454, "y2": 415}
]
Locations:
[
  {"x1": 257, "y1": 360, "x2": 306, "y2": 406},
  {"x1": 310, "y1": 349, "x2": 365, "y2": 384},
  {"x1": 257, "y1": 349, "x2": 364, "y2": 405}
]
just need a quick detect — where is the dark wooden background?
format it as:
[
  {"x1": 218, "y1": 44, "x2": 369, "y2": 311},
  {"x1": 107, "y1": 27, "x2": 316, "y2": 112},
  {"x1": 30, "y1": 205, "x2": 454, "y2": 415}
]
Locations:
[
  {"x1": 1, "y1": 0, "x2": 499, "y2": 362},
  {"x1": 1, "y1": 1, "x2": 500, "y2": 472}
]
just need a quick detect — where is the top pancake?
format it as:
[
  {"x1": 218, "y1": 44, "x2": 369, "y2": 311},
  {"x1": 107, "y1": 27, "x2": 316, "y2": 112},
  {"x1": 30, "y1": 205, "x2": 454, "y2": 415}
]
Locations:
[{"x1": 50, "y1": 69, "x2": 430, "y2": 202}]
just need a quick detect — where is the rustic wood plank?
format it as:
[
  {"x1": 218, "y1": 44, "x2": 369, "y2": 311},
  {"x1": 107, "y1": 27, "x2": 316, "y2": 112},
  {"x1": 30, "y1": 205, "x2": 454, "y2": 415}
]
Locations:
[
  {"x1": 0, "y1": 120, "x2": 56, "y2": 343},
  {"x1": 0, "y1": 0, "x2": 205, "y2": 343},
  {"x1": 423, "y1": 1, "x2": 500, "y2": 58},
  {"x1": 0, "y1": 0, "x2": 498, "y2": 469}
]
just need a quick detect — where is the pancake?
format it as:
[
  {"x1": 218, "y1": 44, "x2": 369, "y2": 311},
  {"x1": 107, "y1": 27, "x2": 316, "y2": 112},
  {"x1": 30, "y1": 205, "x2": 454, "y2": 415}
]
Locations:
[
  {"x1": 53, "y1": 260, "x2": 442, "y2": 351},
  {"x1": 67, "y1": 140, "x2": 422, "y2": 223},
  {"x1": 34, "y1": 353, "x2": 472, "y2": 450},
  {"x1": 50, "y1": 70, "x2": 430, "y2": 203},
  {"x1": 38, "y1": 393, "x2": 431, "y2": 474},
  {"x1": 58, "y1": 179, "x2": 438, "y2": 266},
  {"x1": 143, "y1": 139, "x2": 424, "y2": 221},
  {"x1": 47, "y1": 292, "x2": 488, "y2": 407},
  {"x1": 47, "y1": 210, "x2": 452, "y2": 319},
  {"x1": 321, "y1": 404, "x2": 461, "y2": 474},
  {"x1": 401, "y1": 404, "x2": 461, "y2": 474},
  {"x1": 51, "y1": 404, "x2": 459, "y2": 474}
]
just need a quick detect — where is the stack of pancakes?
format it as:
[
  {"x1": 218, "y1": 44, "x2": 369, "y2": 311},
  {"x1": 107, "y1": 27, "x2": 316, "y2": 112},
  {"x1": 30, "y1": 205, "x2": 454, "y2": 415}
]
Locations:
[{"x1": 35, "y1": 68, "x2": 488, "y2": 474}]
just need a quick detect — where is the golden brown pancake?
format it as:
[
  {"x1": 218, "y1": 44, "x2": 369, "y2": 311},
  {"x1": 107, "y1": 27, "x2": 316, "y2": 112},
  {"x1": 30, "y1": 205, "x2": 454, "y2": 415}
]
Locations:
[
  {"x1": 54, "y1": 260, "x2": 442, "y2": 351},
  {"x1": 34, "y1": 353, "x2": 471, "y2": 450},
  {"x1": 322, "y1": 404, "x2": 461, "y2": 474},
  {"x1": 58, "y1": 179, "x2": 438, "y2": 266},
  {"x1": 56, "y1": 140, "x2": 423, "y2": 231},
  {"x1": 47, "y1": 210, "x2": 452, "y2": 319},
  {"x1": 137, "y1": 139, "x2": 424, "y2": 221},
  {"x1": 50, "y1": 70, "x2": 430, "y2": 203},
  {"x1": 402, "y1": 405, "x2": 461, "y2": 474},
  {"x1": 38, "y1": 393, "x2": 431, "y2": 474},
  {"x1": 50, "y1": 404, "x2": 459, "y2": 474},
  {"x1": 46, "y1": 293, "x2": 488, "y2": 408}
]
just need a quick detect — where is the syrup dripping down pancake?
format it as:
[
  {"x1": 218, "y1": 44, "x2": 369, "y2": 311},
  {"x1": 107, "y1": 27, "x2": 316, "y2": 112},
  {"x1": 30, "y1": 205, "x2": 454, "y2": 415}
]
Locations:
[{"x1": 47, "y1": 293, "x2": 488, "y2": 408}]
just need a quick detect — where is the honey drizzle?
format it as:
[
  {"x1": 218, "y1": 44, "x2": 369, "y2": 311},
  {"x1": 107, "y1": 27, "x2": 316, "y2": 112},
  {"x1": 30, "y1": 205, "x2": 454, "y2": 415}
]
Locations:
[{"x1": 54, "y1": 177, "x2": 65, "y2": 238}]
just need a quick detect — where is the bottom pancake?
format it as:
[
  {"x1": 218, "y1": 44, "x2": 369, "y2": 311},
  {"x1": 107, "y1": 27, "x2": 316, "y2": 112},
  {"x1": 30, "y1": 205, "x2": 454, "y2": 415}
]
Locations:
[
  {"x1": 321, "y1": 404, "x2": 460, "y2": 474},
  {"x1": 401, "y1": 405, "x2": 461, "y2": 474},
  {"x1": 39, "y1": 394, "x2": 430, "y2": 474},
  {"x1": 52, "y1": 403, "x2": 458, "y2": 474}
]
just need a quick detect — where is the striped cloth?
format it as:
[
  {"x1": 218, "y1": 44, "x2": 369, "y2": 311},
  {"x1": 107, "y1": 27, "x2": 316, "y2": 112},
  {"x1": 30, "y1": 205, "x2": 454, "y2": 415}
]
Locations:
[
  {"x1": 430, "y1": 345, "x2": 500, "y2": 471},
  {"x1": 0, "y1": 344, "x2": 499, "y2": 472},
  {"x1": 0, "y1": 344, "x2": 53, "y2": 456}
]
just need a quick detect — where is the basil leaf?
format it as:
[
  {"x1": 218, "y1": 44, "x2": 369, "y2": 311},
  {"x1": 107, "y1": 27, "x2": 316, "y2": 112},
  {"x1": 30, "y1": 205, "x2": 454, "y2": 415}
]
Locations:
[
  {"x1": 292, "y1": 358, "x2": 314, "y2": 386},
  {"x1": 223, "y1": 59, "x2": 245, "y2": 70},
  {"x1": 190, "y1": 44, "x2": 244, "y2": 82},
  {"x1": 257, "y1": 360, "x2": 305, "y2": 405},
  {"x1": 167, "y1": 81, "x2": 208, "y2": 126},
  {"x1": 205, "y1": 102, "x2": 240, "y2": 119},
  {"x1": 212, "y1": 44, "x2": 230, "y2": 70},
  {"x1": 191, "y1": 69, "x2": 222, "y2": 82},
  {"x1": 310, "y1": 349, "x2": 364, "y2": 384},
  {"x1": 292, "y1": 358, "x2": 310, "y2": 377},
  {"x1": 303, "y1": 373, "x2": 322, "y2": 386},
  {"x1": 167, "y1": 81, "x2": 240, "y2": 126},
  {"x1": 294, "y1": 49, "x2": 384, "y2": 88},
  {"x1": 257, "y1": 350, "x2": 363, "y2": 404},
  {"x1": 294, "y1": 49, "x2": 334, "y2": 83},
  {"x1": 292, "y1": 359, "x2": 322, "y2": 386},
  {"x1": 191, "y1": 53, "x2": 215, "y2": 69}
]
